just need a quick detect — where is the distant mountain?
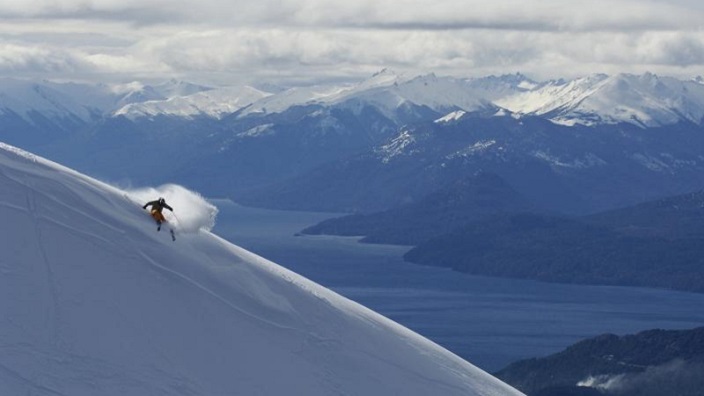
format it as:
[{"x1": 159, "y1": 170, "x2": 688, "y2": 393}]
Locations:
[
  {"x1": 237, "y1": 112, "x2": 704, "y2": 214},
  {"x1": 107, "y1": 71, "x2": 704, "y2": 129},
  {"x1": 114, "y1": 85, "x2": 270, "y2": 119},
  {"x1": 495, "y1": 327, "x2": 704, "y2": 396},
  {"x1": 234, "y1": 115, "x2": 577, "y2": 213},
  {"x1": 301, "y1": 172, "x2": 539, "y2": 245},
  {"x1": 325, "y1": 72, "x2": 501, "y2": 121},
  {"x1": 404, "y1": 190, "x2": 704, "y2": 293},
  {"x1": 0, "y1": 78, "x2": 199, "y2": 148},
  {"x1": 4, "y1": 71, "x2": 704, "y2": 129},
  {"x1": 105, "y1": 71, "x2": 704, "y2": 129},
  {"x1": 111, "y1": 70, "x2": 506, "y2": 123},
  {"x1": 0, "y1": 78, "x2": 213, "y2": 125},
  {"x1": 496, "y1": 73, "x2": 704, "y2": 127},
  {"x1": 0, "y1": 78, "x2": 100, "y2": 122},
  {"x1": 237, "y1": 69, "x2": 507, "y2": 120},
  {"x1": 0, "y1": 79, "x2": 103, "y2": 148}
]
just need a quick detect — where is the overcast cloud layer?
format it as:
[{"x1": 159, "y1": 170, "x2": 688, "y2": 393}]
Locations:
[{"x1": 1, "y1": 0, "x2": 704, "y2": 86}]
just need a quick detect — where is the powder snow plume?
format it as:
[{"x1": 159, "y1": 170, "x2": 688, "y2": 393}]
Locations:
[
  {"x1": 577, "y1": 359, "x2": 704, "y2": 396},
  {"x1": 128, "y1": 184, "x2": 218, "y2": 233}
]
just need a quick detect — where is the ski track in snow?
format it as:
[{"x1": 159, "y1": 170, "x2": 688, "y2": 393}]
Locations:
[
  {"x1": 136, "y1": 249, "x2": 301, "y2": 334},
  {"x1": 0, "y1": 168, "x2": 125, "y2": 250},
  {"x1": 0, "y1": 360, "x2": 68, "y2": 396},
  {"x1": 24, "y1": 179, "x2": 63, "y2": 349}
]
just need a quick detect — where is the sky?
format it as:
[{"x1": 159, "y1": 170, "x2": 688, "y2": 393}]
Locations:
[{"x1": 1, "y1": 0, "x2": 704, "y2": 86}]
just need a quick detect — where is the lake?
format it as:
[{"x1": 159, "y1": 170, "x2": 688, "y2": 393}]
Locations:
[{"x1": 212, "y1": 200, "x2": 704, "y2": 372}]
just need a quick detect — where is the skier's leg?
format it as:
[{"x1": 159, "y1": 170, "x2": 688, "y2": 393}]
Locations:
[{"x1": 151, "y1": 210, "x2": 163, "y2": 230}]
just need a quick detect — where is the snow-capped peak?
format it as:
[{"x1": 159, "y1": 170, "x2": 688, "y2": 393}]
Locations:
[
  {"x1": 497, "y1": 73, "x2": 704, "y2": 127},
  {"x1": 319, "y1": 72, "x2": 496, "y2": 121},
  {"x1": 114, "y1": 85, "x2": 271, "y2": 119}
]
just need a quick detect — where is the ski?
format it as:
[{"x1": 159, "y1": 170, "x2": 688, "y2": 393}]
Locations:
[{"x1": 170, "y1": 229, "x2": 176, "y2": 241}]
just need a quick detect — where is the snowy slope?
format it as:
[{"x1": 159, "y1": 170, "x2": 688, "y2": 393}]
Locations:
[{"x1": 0, "y1": 142, "x2": 523, "y2": 396}]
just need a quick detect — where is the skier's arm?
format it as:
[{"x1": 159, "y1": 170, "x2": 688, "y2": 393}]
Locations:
[
  {"x1": 143, "y1": 200, "x2": 156, "y2": 209},
  {"x1": 164, "y1": 203, "x2": 174, "y2": 211}
]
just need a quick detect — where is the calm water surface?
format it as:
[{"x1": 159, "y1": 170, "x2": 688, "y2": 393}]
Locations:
[{"x1": 212, "y1": 201, "x2": 704, "y2": 372}]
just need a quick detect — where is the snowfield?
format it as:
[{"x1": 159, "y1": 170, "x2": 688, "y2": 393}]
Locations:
[{"x1": 0, "y1": 142, "x2": 523, "y2": 395}]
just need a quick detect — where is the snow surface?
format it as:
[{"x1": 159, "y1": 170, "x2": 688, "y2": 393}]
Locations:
[
  {"x1": 376, "y1": 130, "x2": 418, "y2": 163},
  {"x1": 0, "y1": 142, "x2": 523, "y2": 396},
  {"x1": 436, "y1": 110, "x2": 468, "y2": 123}
]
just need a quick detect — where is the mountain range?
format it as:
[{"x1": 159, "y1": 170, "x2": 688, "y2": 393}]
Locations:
[
  {"x1": 293, "y1": 158, "x2": 704, "y2": 292},
  {"x1": 5, "y1": 71, "x2": 704, "y2": 127},
  {"x1": 237, "y1": 114, "x2": 704, "y2": 214},
  {"x1": 3, "y1": 71, "x2": 704, "y2": 216}
]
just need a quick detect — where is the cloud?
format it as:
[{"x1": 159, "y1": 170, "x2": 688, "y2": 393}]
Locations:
[
  {"x1": 1, "y1": 0, "x2": 704, "y2": 84},
  {"x1": 0, "y1": 43, "x2": 87, "y2": 73},
  {"x1": 1, "y1": 0, "x2": 702, "y2": 31},
  {"x1": 0, "y1": 0, "x2": 183, "y2": 24},
  {"x1": 285, "y1": 0, "x2": 704, "y2": 32}
]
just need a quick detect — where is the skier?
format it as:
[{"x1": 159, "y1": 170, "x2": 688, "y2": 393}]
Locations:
[{"x1": 143, "y1": 197, "x2": 173, "y2": 231}]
